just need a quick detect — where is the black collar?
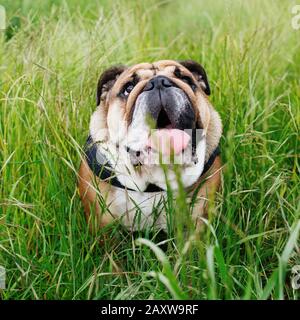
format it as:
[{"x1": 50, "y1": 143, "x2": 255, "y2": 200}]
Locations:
[{"x1": 84, "y1": 136, "x2": 220, "y2": 193}]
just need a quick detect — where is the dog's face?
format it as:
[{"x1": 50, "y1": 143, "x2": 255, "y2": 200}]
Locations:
[{"x1": 90, "y1": 60, "x2": 215, "y2": 168}]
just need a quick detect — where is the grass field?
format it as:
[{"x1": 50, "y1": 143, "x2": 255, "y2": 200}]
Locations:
[{"x1": 0, "y1": 0, "x2": 299, "y2": 300}]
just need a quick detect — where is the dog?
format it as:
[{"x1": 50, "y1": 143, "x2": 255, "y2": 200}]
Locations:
[{"x1": 78, "y1": 60, "x2": 222, "y2": 233}]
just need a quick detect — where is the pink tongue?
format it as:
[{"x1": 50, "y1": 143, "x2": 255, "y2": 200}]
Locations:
[{"x1": 147, "y1": 129, "x2": 190, "y2": 155}]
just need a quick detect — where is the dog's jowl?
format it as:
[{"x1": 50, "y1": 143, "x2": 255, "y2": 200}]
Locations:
[{"x1": 78, "y1": 60, "x2": 222, "y2": 232}]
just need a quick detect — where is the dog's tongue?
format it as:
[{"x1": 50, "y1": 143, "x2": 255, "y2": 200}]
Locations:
[{"x1": 147, "y1": 128, "x2": 190, "y2": 155}]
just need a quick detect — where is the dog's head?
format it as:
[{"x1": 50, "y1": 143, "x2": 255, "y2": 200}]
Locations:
[{"x1": 90, "y1": 60, "x2": 220, "y2": 169}]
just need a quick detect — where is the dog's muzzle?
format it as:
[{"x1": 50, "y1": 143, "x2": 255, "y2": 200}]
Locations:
[
  {"x1": 142, "y1": 75, "x2": 195, "y2": 130},
  {"x1": 126, "y1": 75, "x2": 199, "y2": 165}
]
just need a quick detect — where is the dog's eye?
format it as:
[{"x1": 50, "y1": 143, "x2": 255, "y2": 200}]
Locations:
[
  {"x1": 181, "y1": 76, "x2": 196, "y2": 90},
  {"x1": 181, "y1": 76, "x2": 191, "y2": 84},
  {"x1": 174, "y1": 68, "x2": 197, "y2": 91},
  {"x1": 123, "y1": 82, "x2": 134, "y2": 96}
]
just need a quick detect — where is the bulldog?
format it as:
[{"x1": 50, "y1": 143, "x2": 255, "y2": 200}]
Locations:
[{"x1": 78, "y1": 60, "x2": 222, "y2": 233}]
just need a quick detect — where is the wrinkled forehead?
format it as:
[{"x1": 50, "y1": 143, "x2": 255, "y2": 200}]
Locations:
[{"x1": 119, "y1": 60, "x2": 183, "y2": 81}]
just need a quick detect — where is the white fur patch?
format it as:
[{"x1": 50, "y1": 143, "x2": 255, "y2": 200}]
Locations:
[
  {"x1": 108, "y1": 188, "x2": 168, "y2": 231},
  {"x1": 90, "y1": 107, "x2": 108, "y2": 142},
  {"x1": 101, "y1": 138, "x2": 205, "y2": 231}
]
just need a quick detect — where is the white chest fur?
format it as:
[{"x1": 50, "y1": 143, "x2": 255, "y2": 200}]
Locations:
[
  {"x1": 96, "y1": 137, "x2": 206, "y2": 231},
  {"x1": 107, "y1": 188, "x2": 170, "y2": 231}
]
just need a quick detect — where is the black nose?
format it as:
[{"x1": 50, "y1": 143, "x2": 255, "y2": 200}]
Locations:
[{"x1": 143, "y1": 76, "x2": 174, "y2": 91}]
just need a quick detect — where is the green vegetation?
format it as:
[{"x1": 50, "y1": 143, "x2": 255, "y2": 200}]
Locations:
[{"x1": 0, "y1": 0, "x2": 299, "y2": 299}]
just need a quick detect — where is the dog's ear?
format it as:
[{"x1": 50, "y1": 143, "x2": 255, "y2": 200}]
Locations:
[
  {"x1": 96, "y1": 65, "x2": 127, "y2": 105},
  {"x1": 179, "y1": 60, "x2": 210, "y2": 95}
]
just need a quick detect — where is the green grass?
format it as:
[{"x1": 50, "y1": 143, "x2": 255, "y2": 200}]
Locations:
[{"x1": 0, "y1": 0, "x2": 299, "y2": 300}]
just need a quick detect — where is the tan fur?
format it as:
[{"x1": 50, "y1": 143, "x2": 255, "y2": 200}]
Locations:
[
  {"x1": 190, "y1": 156, "x2": 222, "y2": 230},
  {"x1": 78, "y1": 159, "x2": 115, "y2": 233}
]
